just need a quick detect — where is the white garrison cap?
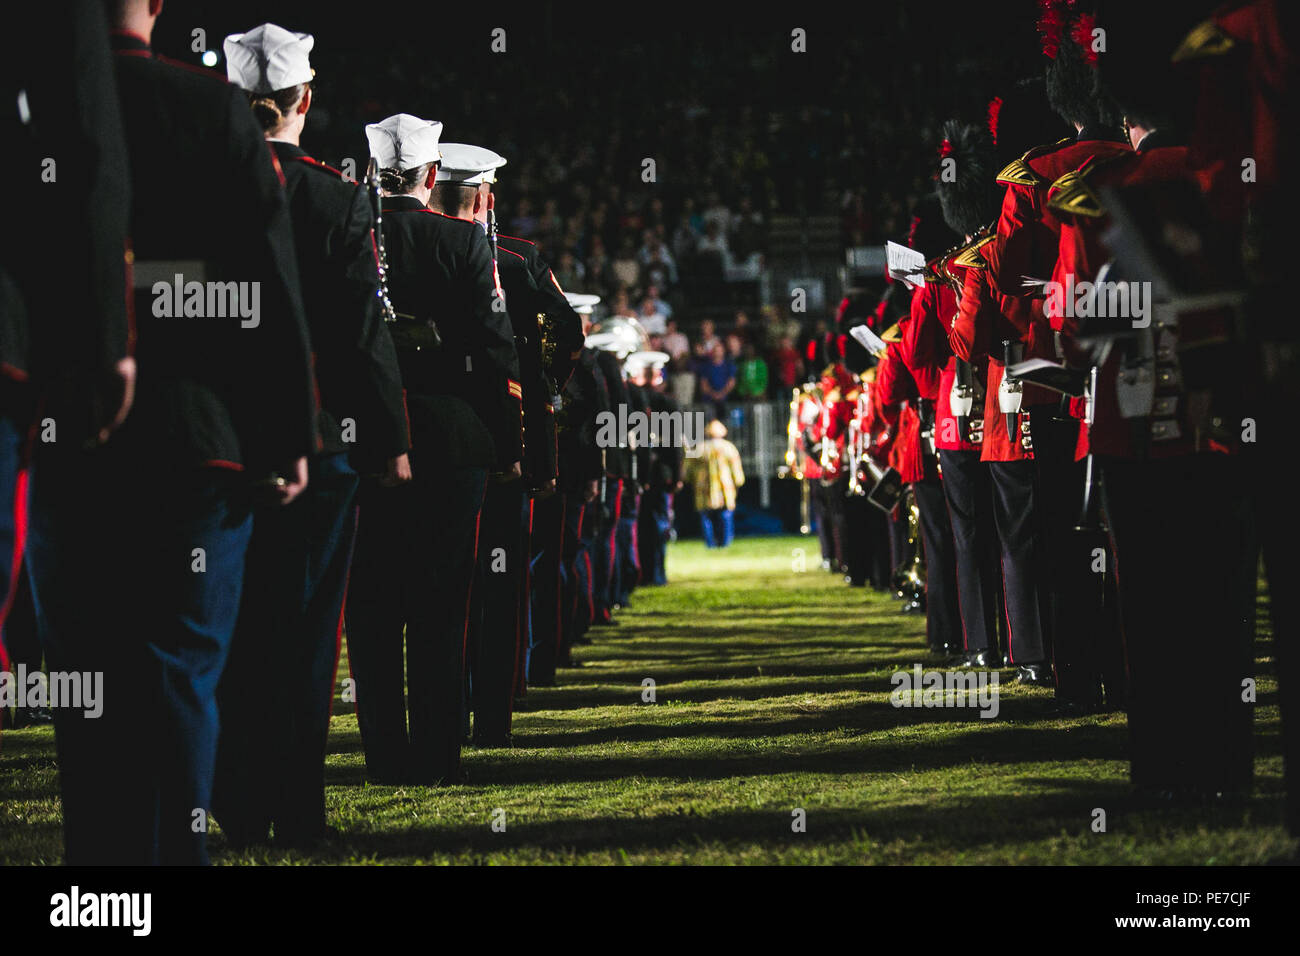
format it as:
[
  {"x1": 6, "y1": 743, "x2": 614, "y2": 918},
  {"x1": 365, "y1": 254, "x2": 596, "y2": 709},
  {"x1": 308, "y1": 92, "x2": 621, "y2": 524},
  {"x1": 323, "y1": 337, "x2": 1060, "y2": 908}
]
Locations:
[
  {"x1": 624, "y1": 350, "x2": 670, "y2": 374},
  {"x1": 224, "y1": 24, "x2": 314, "y2": 94},
  {"x1": 365, "y1": 114, "x2": 443, "y2": 170},
  {"x1": 565, "y1": 292, "x2": 602, "y2": 315},
  {"x1": 436, "y1": 143, "x2": 508, "y2": 185}
]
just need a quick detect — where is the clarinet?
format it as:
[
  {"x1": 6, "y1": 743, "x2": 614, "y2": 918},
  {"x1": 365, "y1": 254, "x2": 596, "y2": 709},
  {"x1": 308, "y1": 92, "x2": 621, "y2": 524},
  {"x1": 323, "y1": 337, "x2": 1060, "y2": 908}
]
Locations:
[
  {"x1": 367, "y1": 158, "x2": 441, "y2": 349},
  {"x1": 365, "y1": 158, "x2": 399, "y2": 326}
]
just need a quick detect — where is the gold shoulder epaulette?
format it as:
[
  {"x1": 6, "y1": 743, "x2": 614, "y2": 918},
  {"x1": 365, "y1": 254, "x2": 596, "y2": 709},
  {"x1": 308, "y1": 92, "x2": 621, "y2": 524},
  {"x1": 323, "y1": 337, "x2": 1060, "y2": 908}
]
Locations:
[
  {"x1": 996, "y1": 156, "x2": 1044, "y2": 188},
  {"x1": 1172, "y1": 19, "x2": 1236, "y2": 63},
  {"x1": 1046, "y1": 153, "x2": 1128, "y2": 218},
  {"x1": 1046, "y1": 169, "x2": 1104, "y2": 218},
  {"x1": 952, "y1": 234, "x2": 995, "y2": 269}
]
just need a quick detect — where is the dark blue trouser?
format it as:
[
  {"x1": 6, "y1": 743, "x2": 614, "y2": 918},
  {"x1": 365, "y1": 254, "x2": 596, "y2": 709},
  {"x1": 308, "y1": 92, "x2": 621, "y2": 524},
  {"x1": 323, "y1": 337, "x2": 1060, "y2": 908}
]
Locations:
[
  {"x1": 1103, "y1": 455, "x2": 1254, "y2": 794},
  {"x1": 936, "y1": 450, "x2": 999, "y2": 654},
  {"x1": 913, "y1": 472, "x2": 962, "y2": 654},
  {"x1": 614, "y1": 490, "x2": 640, "y2": 606},
  {"x1": 637, "y1": 489, "x2": 671, "y2": 586},
  {"x1": 26, "y1": 454, "x2": 252, "y2": 865},
  {"x1": 527, "y1": 493, "x2": 565, "y2": 685},
  {"x1": 1029, "y1": 407, "x2": 1124, "y2": 705},
  {"x1": 214, "y1": 452, "x2": 358, "y2": 842},
  {"x1": 987, "y1": 459, "x2": 1047, "y2": 665},
  {"x1": 345, "y1": 464, "x2": 486, "y2": 784},
  {"x1": 700, "y1": 508, "x2": 735, "y2": 548},
  {"x1": 467, "y1": 479, "x2": 525, "y2": 741},
  {"x1": 591, "y1": 483, "x2": 619, "y2": 615},
  {"x1": 561, "y1": 494, "x2": 595, "y2": 655}
]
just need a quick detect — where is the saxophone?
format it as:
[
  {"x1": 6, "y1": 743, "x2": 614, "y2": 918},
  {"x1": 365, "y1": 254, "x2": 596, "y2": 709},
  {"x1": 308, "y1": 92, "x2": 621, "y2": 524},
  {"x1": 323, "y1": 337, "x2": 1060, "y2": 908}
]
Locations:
[{"x1": 890, "y1": 487, "x2": 927, "y2": 613}]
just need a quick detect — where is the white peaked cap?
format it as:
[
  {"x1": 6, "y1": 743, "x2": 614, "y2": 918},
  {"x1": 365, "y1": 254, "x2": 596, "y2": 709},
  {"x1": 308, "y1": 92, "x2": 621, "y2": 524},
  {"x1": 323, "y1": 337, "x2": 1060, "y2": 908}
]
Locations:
[
  {"x1": 565, "y1": 292, "x2": 602, "y2": 315},
  {"x1": 365, "y1": 114, "x2": 443, "y2": 170},
  {"x1": 436, "y1": 143, "x2": 508, "y2": 184},
  {"x1": 224, "y1": 24, "x2": 314, "y2": 94}
]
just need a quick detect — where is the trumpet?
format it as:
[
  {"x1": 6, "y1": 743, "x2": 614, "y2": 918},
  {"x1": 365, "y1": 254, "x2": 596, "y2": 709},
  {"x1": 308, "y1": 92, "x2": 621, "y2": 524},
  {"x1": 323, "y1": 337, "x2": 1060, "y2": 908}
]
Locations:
[{"x1": 779, "y1": 386, "x2": 806, "y2": 480}]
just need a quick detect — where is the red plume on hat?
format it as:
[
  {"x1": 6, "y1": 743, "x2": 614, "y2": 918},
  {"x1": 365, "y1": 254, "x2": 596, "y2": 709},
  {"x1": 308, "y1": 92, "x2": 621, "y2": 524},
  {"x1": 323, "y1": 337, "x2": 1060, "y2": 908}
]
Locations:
[
  {"x1": 1039, "y1": 1, "x2": 1099, "y2": 66},
  {"x1": 1037, "y1": 0, "x2": 1070, "y2": 59},
  {"x1": 986, "y1": 96, "x2": 1004, "y2": 145},
  {"x1": 931, "y1": 138, "x2": 956, "y2": 181},
  {"x1": 1071, "y1": 11, "x2": 1099, "y2": 66}
]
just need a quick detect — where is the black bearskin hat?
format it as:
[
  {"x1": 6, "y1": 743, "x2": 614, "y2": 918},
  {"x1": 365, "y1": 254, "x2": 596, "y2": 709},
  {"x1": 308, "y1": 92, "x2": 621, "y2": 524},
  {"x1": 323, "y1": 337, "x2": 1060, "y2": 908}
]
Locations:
[
  {"x1": 935, "y1": 120, "x2": 998, "y2": 237},
  {"x1": 1039, "y1": 0, "x2": 1104, "y2": 129}
]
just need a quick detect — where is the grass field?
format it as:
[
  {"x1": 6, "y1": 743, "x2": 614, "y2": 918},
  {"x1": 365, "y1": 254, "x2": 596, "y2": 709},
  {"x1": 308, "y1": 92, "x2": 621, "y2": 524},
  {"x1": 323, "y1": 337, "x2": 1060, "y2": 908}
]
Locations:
[{"x1": 1, "y1": 534, "x2": 1295, "y2": 865}]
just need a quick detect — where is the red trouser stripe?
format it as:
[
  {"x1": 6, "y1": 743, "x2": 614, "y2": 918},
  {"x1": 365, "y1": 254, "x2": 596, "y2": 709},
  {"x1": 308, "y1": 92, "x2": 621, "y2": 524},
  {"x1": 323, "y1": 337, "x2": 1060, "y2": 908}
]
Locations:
[{"x1": 0, "y1": 469, "x2": 30, "y2": 674}]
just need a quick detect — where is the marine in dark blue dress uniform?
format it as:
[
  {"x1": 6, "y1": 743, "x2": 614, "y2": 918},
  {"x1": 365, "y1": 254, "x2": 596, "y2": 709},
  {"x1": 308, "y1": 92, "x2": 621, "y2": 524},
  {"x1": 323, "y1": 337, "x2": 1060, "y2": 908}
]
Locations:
[
  {"x1": 426, "y1": 143, "x2": 535, "y2": 746},
  {"x1": 630, "y1": 353, "x2": 681, "y2": 587},
  {"x1": 557, "y1": 295, "x2": 606, "y2": 664},
  {"x1": 496, "y1": 219, "x2": 584, "y2": 686},
  {"x1": 26, "y1": 0, "x2": 318, "y2": 865},
  {"x1": 214, "y1": 23, "x2": 410, "y2": 849},
  {"x1": 343, "y1": 114, "x2": 521, "y2": 784}
]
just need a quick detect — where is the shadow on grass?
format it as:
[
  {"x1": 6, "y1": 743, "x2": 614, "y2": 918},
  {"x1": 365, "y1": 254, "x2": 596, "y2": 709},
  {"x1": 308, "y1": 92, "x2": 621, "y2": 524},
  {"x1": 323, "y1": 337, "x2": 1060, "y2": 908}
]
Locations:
[
  {"x1": 211, "y1": 778, "x2": 1294, "y2": 865},
  {"x1": 318, "y1": 717, "x2": 1136, "y2": 788}
]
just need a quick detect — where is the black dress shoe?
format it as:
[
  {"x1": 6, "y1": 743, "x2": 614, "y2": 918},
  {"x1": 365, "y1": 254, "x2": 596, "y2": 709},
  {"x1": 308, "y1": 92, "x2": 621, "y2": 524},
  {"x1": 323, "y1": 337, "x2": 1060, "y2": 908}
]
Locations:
[
  {"x1": 962, "y1": 650, "x2": 1000, "y2": 668},
  {"x1": 471, "y1": 733, "x2": 513, "y2": 749},
  {"x1": 1016, "y1": 663, "x2": 1054, "y2": 687},
  {"x1": 590, "y1": 610, "x2": 618, "y2": 627}
]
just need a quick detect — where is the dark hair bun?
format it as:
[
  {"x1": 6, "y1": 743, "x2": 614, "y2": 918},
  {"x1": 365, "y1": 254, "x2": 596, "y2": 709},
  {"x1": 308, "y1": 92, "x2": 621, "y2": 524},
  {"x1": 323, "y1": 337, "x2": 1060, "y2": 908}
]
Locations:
[
  {"x1": 377, "y1": 168, "x2": 408, "y2": 193},
  {"x1": 250, "y1": 97, "x2": 283, "y2": 129}
]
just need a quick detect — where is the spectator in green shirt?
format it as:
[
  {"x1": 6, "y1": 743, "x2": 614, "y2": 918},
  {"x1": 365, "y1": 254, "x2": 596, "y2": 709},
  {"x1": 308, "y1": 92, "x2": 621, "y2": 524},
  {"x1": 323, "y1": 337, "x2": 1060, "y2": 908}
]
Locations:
[{"x1": 736, "y1": 341, "x2": 769, "y2": 400}]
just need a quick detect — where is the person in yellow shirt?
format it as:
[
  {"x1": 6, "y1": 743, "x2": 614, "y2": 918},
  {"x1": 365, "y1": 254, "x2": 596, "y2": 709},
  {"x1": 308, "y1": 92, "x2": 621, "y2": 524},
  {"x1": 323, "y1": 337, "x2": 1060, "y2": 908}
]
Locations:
[{"x1": 686, "y1": 421, "x2": 745, "y2": 548}]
